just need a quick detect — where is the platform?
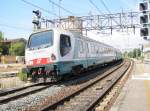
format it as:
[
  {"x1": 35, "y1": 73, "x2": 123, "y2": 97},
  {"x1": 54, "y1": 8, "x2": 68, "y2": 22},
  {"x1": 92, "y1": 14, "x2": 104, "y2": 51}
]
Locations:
[{"x1": 110, "y1": 60, "x2": 150, "y2": 111}]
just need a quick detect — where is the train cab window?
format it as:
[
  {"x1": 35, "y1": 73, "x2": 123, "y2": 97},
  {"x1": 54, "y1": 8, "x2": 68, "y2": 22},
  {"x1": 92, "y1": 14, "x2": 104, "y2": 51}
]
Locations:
[
  {"x1": 28, "y1": 31, "x2": 53, "y2": 48},
  {"x1": 60, "y1": 34, "x2": 71, "y2": 57}
]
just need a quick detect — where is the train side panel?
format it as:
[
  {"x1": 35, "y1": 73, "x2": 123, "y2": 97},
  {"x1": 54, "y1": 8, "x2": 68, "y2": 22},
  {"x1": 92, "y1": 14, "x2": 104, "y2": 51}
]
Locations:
[{"x1": 25, "y1": 28, "x2": 122, "y2": 82}]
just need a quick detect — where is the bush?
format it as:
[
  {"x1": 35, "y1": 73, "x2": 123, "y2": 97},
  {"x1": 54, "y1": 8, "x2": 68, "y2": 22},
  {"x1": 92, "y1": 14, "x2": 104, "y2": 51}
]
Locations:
[
  {"x1": 18, "y1": 69, "x2": 27, "y2": 81},
  {"x1": 9, "y1": 42, "x2": 25, "y2": 56}
]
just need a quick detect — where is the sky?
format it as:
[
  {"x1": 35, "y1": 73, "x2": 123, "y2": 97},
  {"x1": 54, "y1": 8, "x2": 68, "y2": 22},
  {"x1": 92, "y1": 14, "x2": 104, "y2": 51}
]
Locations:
[
  {"x1": 87, "y1": 29, "x2": 148, "y2": 52},
  {"x1": 0, "y1": 0, "x2": 141, "y2": 39}
]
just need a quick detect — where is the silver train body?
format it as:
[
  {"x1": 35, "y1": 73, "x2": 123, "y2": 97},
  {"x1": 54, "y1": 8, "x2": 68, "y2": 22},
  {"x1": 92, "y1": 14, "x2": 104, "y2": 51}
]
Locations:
[{"x1": 25, "y1": 28, "x2": 122, "y2": 81}]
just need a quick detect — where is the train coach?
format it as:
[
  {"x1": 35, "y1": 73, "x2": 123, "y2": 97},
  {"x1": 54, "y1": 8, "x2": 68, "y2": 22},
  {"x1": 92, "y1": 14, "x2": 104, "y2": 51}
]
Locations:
[{"x1": 25, "y1": 28, "x2": 122, "y2": 82}]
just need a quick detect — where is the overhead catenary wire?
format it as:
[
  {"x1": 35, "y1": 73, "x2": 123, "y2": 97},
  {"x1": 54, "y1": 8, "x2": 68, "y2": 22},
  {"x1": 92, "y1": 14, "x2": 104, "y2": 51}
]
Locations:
[
  {"x1": 48, "y1": 0, "x2": 74, "y2": 15},
  {"x1": 89, "y1": 0, "x2": 104, "y2": 15},
  {"x1": 0, "y1": 23, "x2": 31, "y2": 31},
  {"x1": 99, "y1": 0, "x2": 120, "y2": 27},
  {"x1": 100, "y1": 0, "x2": 112, "y2": 14},
  {"x1": 21, "y1": 0, "x2": 59, "y2": 17}
]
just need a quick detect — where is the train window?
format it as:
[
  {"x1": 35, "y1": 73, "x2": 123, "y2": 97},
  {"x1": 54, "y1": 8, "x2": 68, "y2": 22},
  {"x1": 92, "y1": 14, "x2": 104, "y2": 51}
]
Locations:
[
  {"x1": 79, "y1": 41, "x2": 84, "y2": 53},
  {"x1": 86, "y1": 43, "x2": 89, "y2": 53},
  {"x1": 107, "y1": 48, "x2": 108, "y2": 53},
  {"x1": 90, "y1": 45, "x2": 93, "y2": 53},
  {"x1": 28, "y1": 30, "x2": 53, "y2": 48},
  {"x1": 103, "y1": 47, "x2": 105, "y2": 53},
  {"x1": 95, "y1": 46, "x2": 97, "y2": 54},
  {"x1": 60, "y1": 34, "x2": 71, "y2": 57},
  {"x1": 91, "y1": 44, "x2": 95, "y2": 53},
  {"x1": 98, "y1": 47, "x2": 100, "y2": 54}
]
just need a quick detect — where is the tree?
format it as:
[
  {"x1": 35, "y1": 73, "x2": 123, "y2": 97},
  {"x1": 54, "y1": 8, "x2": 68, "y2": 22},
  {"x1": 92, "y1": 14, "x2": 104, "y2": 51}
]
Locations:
[
  {"x1": 0, "y1": 43, "x2": 2, "y2": 55},
  {"x1": 0, "y1": 31, "x2": 3, "y2": 41},
  {"x1": 9, "y1": 42, "x2": 25, "y2": 56},
  {"x1": 128, "y1": 51, "x2": 133, "y2": 58},
  {"x1": 0, "y1": 31, "x2": 4, "y2": 55},
  {"x1": 123, "y1": 48, "x2": 142, "y2": 59},
  {"x1": 132, "y1": 48, "x2": 141, "y2": 58},
  {"x1": 136, "y1": 48, "x2": 141, "y2": 58},
  {"x1": 133, "y1": 49, "x2": 136, "y2": 58},
  {"x1": 2, "y1": 44, "x2": 9, "y2": 55},
  {"x1": 123, "y1": 51, "x2": 128, "y2": 58}
]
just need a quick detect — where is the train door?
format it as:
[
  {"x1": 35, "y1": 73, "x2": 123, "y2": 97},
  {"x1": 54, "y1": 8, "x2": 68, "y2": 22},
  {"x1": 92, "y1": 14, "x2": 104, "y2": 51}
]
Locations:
[
  {"x1": 59, "y1": 34, "x2": 73, "y2": 74},
  {"x1": 85, "y1": 42, "x2": 89, "y2": 68},
  {"x1": 60, "y1": 34, "x2": 72, "y2": 60}
]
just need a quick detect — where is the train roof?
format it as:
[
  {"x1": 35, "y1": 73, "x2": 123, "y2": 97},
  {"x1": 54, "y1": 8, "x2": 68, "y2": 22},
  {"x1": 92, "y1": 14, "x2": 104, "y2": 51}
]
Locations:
[
  {"x1": 69, "y1": 30, "x2": 114, "y2": 48},
  {"x1": 31, "y1": 28, "x2": 119, "y2": 51}
]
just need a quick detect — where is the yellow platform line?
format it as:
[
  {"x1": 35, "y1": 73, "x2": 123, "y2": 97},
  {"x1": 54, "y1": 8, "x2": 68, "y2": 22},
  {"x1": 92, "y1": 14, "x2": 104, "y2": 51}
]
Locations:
[{"x1": 144, "y1": 80, "x2": 150, "y2": 111}]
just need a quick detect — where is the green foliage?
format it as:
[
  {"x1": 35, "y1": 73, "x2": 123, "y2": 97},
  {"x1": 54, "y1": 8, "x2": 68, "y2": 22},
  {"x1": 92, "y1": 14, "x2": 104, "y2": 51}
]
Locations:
[
  {"x1": 0, "y1": 31, "x2": 26, "y2": 56},
  {"x1": 2, "y1": 44, "x2": 9, "y2": 55},
  {"x1": 9, "y1": 42, "x2": 25, "y2": 56},
  {"x1": 136, "y1": 49, "x2": 141, "y2": 57},
  {"x1": 0, "y1": 43, "x2": 2, "y2": 55},
  {"x1": 18, "y1": 69, "x2": 27, "y2": 81},
  {"x1": 128, "y1": 51, "x2": 134, "y2": 58},
  {"x1": 0, "y1": 31, "x2": 4, "y2": 55},
  {"x1": 0, "y1": 31, "x2": 4, "y2": 41},
  {"x1": 123, "y1": 48, "x2": 142, "y2": 59},
  {"x1": 123, "y1": 51, "x2": 128, "y2": 58}
]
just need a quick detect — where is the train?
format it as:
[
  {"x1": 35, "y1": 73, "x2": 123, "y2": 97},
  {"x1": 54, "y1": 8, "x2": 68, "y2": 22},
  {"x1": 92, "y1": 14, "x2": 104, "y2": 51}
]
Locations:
[{"x1": 25, "y1": 28, "x2": 122, "y2": 82}]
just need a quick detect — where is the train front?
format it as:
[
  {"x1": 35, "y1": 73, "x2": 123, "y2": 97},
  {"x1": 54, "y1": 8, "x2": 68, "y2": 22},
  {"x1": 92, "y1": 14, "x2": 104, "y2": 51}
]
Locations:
[{"x1": 25, "y1": 30, "x2": 58, "y2": 82}]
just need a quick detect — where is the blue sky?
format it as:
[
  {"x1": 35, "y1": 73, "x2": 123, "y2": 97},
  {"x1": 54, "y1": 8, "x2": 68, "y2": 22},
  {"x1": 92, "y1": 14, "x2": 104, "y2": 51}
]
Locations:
[{"x1": 0, "y1": 0, "x2": 141, "y2": 39}]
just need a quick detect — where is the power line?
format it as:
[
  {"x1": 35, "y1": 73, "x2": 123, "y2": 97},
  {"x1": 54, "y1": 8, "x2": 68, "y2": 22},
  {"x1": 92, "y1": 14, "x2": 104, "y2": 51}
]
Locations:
[
  {"x1": 48, "y1": 0, "x2": 74, "y2": 15},
  {"x1": 21, "y1": 0, "x2": 59, "y2": 17},
  {"x1": 100, "y1": 0, "x2": 112, "y2": 14},
  {"x1": 0, "y1": 23, "x2": 31, "y2": 31},
  {"x1": 99, "y1": 0, "x2": 121, "y2": 26},
  {"x1": 89, "y1": 0, "x2": 104, "y2": 15}
]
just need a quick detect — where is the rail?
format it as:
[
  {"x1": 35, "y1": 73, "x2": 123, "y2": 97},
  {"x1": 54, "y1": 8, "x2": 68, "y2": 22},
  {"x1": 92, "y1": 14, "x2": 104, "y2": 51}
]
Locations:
[{"x1": 39, "y1": 60, "x2": 132, "y2": 111}]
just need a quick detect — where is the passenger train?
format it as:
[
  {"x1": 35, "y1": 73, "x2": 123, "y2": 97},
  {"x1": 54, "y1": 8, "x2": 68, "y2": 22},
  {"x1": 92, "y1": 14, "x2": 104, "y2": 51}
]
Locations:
[{"x1": 25, "y1": 28, "x2": 122, "y2": 82}]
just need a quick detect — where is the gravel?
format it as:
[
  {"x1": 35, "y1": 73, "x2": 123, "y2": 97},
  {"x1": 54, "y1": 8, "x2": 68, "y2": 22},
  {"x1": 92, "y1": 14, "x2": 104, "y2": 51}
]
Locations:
[{"x1": 0, "y1": 85, "x2": 64, "y2": 111}]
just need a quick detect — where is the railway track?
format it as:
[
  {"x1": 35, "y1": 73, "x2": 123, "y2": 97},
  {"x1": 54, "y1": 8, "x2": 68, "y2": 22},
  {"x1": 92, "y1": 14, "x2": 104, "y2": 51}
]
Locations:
[
  {"x1": 0, "y1": 61, "x2": 119, "y2": 105},
  {"x1": 0, "y1": 60, "x2": 127, "y2": 111},
  {"x1": 0, "y1": 83, "x2": 53, "y2": 104},
  {"x1": 26, "y1": 60, "x2": 132, "y2": 111}
]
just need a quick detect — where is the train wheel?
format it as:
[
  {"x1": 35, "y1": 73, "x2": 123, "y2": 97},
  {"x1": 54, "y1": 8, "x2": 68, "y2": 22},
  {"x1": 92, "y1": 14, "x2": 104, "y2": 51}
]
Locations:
[{"x1": 71, "y1": 65, "x2": 83, "y2": 75}]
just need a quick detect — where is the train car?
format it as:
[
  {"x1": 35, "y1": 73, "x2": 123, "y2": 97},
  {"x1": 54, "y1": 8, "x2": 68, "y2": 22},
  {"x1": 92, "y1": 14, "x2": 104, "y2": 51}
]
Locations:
[{"x1": 25, "y1": 28, "x2": 122, "y2": 82}]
